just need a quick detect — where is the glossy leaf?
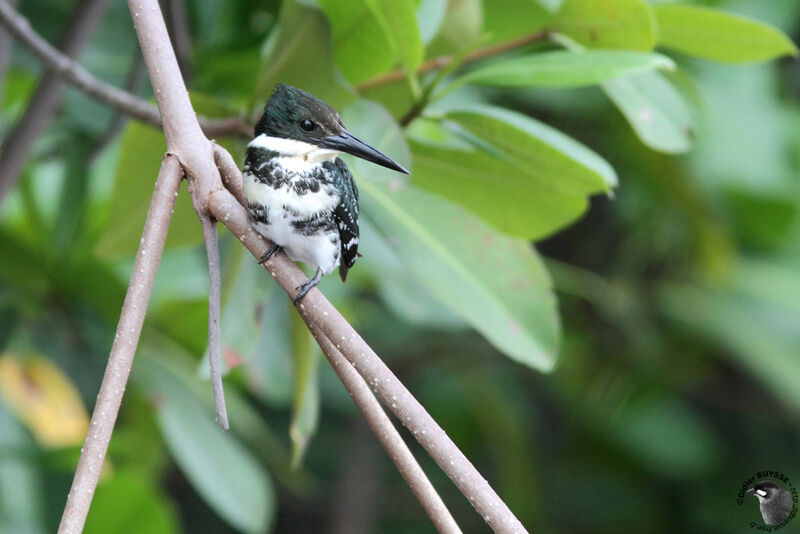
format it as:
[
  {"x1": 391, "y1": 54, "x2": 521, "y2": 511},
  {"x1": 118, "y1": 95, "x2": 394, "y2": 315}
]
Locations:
[
  {"x1": 459, "y1": 50, "x2": 675, "y2": 88},
  {"x1": 416, "y1": 0, "x2": 447, "y2": 44},
  {"x1": 317, "y1": 0, "x2": 396, "y2": 84},
  {"x1": 654, "y1": 4, "x2": 798, "y2": 63},
  {"x1": 482, "y1": 0, "x2": 552, "y2": 44},
  {"x1": 603, "y1": 71, "x2": 693, "y2": 154},
  {"x1": 344, "y1": 101, "x2": 560, "y2": 369},
  {"x1": 139, "y1": 346, "x2": 274, "y2": 534},
  {"x1": 446, "y1": 105, "x2": 617, "y2": 192},
  {"x1": 554, "y1": 0, "x2": 657, "y2": 50},
  {"x1": 364, "y1": 0, "x2": 424, "y2": 78}
]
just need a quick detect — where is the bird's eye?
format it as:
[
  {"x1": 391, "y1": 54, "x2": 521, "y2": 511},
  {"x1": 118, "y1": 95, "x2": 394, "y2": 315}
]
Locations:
[{"x1": 299, "y1": 119, "x2": 316, "y2": 132}]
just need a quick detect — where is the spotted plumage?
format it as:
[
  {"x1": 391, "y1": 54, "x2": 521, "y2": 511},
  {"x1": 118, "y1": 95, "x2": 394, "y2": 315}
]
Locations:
[{"x1": 244, "y1": 84, "x2": 408, "y2": 303}]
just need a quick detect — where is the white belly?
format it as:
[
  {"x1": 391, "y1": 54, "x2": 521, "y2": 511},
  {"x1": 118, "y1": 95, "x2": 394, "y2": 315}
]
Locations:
[{"x1": 245, "y1": 172, "x2": 341, "y2": 274}]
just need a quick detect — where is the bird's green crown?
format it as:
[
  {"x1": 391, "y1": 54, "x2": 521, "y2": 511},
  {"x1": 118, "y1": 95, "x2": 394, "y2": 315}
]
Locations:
[{"x1": 255, "y1": 84, "x2": 344, "y2": 143}]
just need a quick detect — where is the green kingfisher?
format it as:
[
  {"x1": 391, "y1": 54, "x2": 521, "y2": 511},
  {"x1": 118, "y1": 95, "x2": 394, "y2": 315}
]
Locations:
[{"x1": 243, "y1": 84, "x2": 409, "y2": 303}]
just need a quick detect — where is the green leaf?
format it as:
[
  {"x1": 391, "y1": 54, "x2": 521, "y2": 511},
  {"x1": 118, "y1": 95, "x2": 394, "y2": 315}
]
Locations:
[
  {"x1": 654, "y1": 4, "x2": 798, "y2": 63},
  {"x1": 405, "y1": 105, "x2": 615, "y2": 237},
  {"x1": 361, "y1": 180, "x2": 560, "y2": 370},
  {"x1": 554, "y1": 0, "x2": 657, "y2": 50},
  {"x1": 425, "y1": 0, "x2": 483, "y2": 57},
  {"x1": 139, "y1": 346, "x2": 274, "y2": 534},
  {"x1": 445, "y1": 105, "x2": 617, "y2": 192},
  {"x1": 416, "y1": 0, "x2": 447, "y2": 44},
  {"x1": 459, "y1": 50, "x2": 675, "y2": 88},
  {"x1": 343, "y1": 101, "x2": 561, "y2": 369},
  {"x1": 288, "y1": 305, "x2": 319, "y2": 468},
  {"x1": 409, "y1": 138, "x2": 587, "y2": 238},
  {"x1": 84, "y1": 471, "x2": 179, "y2": 534},
  {"x1": 603, "y1": 71, "x2": 693, "y2": 154},
  {"x1": 364, "y1": 0, "x2": 424, "y2": 80},
  {"x1": 95, "y1": 122, "x2": 201, "y2": 258},
  {"x1": 254, "y1": 0, "x2": 355, "y2": 111},
  {"x1": 318, "y1": 0, "x2": 396, "y2": 84},
  {"x1": 482, "y1": 0, "x2": 552, "y2": 45}
]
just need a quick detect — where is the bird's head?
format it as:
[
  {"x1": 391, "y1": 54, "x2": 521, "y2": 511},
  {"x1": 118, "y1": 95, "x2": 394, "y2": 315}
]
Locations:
[
  {"x1": 747, "y1": 481, "x2": 782, "y2": 502},
  {"x1": 256, "y1": 84, "x2": 409, "y2": 174}
]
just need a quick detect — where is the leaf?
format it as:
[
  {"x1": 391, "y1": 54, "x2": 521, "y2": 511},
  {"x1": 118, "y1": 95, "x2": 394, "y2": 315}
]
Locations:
[
  {"x1": 654, "y1": 4, "x2": 798, "y2": 63},
  {"x1": 416, "y1": 0, "x2": 447, "y2": 44},
  {"x1": 425, "y1": 0, "x2": 483, "y2": 57},
  {"x1": 288, "y1": 306, "x2": 319, "y2": 468},
  {"x1": 554, "y1": 0, "x2": 657, "y2": 50},
  {"x1": 318, "y1": 0, "x2": 396, "y2": 84},
  {"x1": 0, "y1": 353, "x2": 89, "y2": 448},
  {"x1": 254, "y1": 0, "x2": 355, "y2": 111},
  {"x1": 138, "y1": 347, "x2": 274, "y2": 534},
  {"x1": 459, "y1": 50, "x2": 675, "y2": 88},
  {"x1": 405, "y1": 105, "x2": 615, "y2": 237},
  {"x1": 482, "y1": 0, "x2": 552, "y2": 45},
  {"x1": 603, "y1": 71, "x2": 693, "y2": 154},
  {"x1": 343, "y1": 101, "x2": 561, "y2": 369},
  {"x1": 446, "y1": 105, "x2": 617, "y2": 192},
  {"x1": 364, "y1": 0, "x2": 424, "y2": 77},
  {"x1": 84, "y1": 471, "x2": 179, "y2": 534}
]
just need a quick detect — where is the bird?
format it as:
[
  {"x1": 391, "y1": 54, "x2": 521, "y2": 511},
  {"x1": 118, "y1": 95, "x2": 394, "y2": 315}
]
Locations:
[
  {"x1": 747, "y1": 480, "x2": 793, "y2": 525},
  {"x1": 243, "y1": 84, "x2": 409, "y2": 303}
]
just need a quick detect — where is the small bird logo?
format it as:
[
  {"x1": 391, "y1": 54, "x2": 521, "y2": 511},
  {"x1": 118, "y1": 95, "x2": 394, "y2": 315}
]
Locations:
[
  {"x1": 243, "y1": 84, "x2": 409, "y2": 303},
  {"x1": 747, "y1": 480, "x2": 793, "y2": 525}
]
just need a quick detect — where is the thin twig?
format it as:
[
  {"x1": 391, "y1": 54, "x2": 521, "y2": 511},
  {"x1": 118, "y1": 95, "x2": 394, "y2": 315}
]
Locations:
[
  {"x1": 207, "y1": 186, "x2": 529, "y2": 534},
  {"x1": 213, "y1": 142, "x2": 246, "y2": 206},
  {"x1": 0, "y1": 0, "x2": 111, "y2": 206},
  {"x1": 201, "y1": 215, "x2": 229, "y2": 430},
  {"x1": 311, "y1": 325, "x2": 462, "y2": 534},
  {"x1": 356, "y1": 30, "x2": 552, "y2": 92},
  {"x1": 57, "y1": 154, "x2": 183, "y2": 534},
  {"x1": 0, "y1": 0, "x2": 249, "y2": 140}
]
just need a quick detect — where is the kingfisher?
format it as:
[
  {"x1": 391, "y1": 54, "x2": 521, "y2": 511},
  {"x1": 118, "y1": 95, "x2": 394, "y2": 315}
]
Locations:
[{"x1": 243, "y1": 84, "x2": 409, "y2": 303}]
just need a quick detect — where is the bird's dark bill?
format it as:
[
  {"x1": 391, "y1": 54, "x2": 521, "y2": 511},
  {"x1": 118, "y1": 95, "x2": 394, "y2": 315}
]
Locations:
[{"x1": 316, "y1": 130, "x2": 409, "y2": 174}]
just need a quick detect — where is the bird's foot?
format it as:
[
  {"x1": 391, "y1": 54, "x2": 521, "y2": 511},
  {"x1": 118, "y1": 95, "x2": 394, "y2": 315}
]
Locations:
[
  {"x1": 257, "y1": 244, "x2": 282, "y2": 265},
  {"x1": 294, "y1": 267, "x2": 324, "y2": 304}
]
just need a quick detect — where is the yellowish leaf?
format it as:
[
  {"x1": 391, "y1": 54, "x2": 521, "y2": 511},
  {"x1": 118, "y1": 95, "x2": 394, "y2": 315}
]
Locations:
[{"x1": 0, "y1": 353, "x2": 89, "y2": 448}]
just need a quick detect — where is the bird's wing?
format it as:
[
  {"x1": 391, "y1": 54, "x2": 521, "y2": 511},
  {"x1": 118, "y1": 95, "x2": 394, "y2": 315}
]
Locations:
[{"x1": 332, "y1": 158, "x2": 359, "y2": 282}]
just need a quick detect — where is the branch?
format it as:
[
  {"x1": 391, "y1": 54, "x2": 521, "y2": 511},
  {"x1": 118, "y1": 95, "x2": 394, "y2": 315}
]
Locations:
[
  {"x1": 162, "y1": 0, "x2": 192, "y2": 82},
  {"x1": 200, "y1": 215, "x2": 229, "y2": 430},
  {"x1": 207, "y1": 186, "x2": 529, "y2": 534},
  {"x1": 0, "y1": 0, "x2": 111, "y2": 206},
  {"x1": 356, "y1": 30, "x2": 552, "y2": 92},
  {"x1": 311, "y1": 324, "x2": 462, "y2": 534},
  {"x1": 58, "y1": 154, "x2": 183, "y2": 534},
  {"x1": 0, "y1": 0, "x2": 249, "y2": 141}
]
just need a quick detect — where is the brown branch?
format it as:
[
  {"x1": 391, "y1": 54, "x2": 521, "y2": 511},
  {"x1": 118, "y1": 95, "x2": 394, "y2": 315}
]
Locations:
[
  {"x1": 356, "y1": 30, "x2": 552, "y2": 92},
  {"x1": 208, "y1": 186, "x2": 529, "y2": 533},
  {"x1": 312, "y1": 325, "x2": 462, "y2": 534},
  {"x1": 0, "y1": 0, "x2": 249, "y2": 146},
  {"x1": 200, "y1": 215, "x2": 229, "y2": 430},
  {"x1": 0, "y1": 0, "x2": 111, "y2": 206},
  {"x1": 57, "y1": 154, "x2": 183, "y2": 534}
]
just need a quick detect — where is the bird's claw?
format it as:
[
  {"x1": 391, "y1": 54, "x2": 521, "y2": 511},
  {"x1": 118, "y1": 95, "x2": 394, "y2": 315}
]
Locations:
[
  {"x1": 293, "y1": 267, "x2": 324, "y2": 304},
  {"x1": 258, "y1": 244, "x2": 282, "y2": 264}
]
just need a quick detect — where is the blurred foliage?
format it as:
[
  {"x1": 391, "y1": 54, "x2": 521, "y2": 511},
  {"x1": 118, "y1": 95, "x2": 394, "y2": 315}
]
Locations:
[{"x1": 1, "y1": 0, "x2": 800, "y2": 532}]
